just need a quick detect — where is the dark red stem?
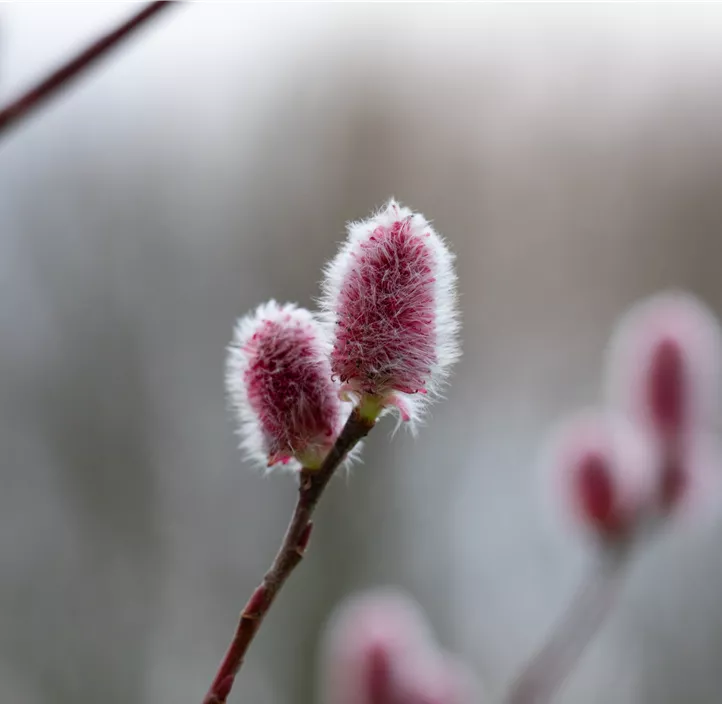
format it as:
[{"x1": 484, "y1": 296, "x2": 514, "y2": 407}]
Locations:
[
  {"x1": 202, "y1": 408, "x2": 375, "y2": 704},
  {"x1": 0, "y1": 1, "x2": 174, "y2": 138}
]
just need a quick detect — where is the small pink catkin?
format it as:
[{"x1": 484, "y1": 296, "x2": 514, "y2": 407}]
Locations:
[
  {"x1": 545, "y1": 410, "x2": 660, "y2": 541},
  {"x1": 226, "y1": 301, "x2": 345, "y2": 470},
  {"x1": 319, "y1": 589, "x2": 477, "y2": 704},
  {"x1": 321, "y1": 199, "x2": 460, "y2": 425},
  {"x1": 606, "y1": 291, "x2": 722, "y2": 440},
  {"x1": 606, "y1": 291, "x2": 722, "y2": 512}
]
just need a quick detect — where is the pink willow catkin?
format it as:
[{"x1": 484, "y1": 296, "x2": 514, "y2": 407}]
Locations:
[
  {"x1": 320, "y1": 589, "x2": 477, "y2": 704},
  {"x1": 322, "y1": 199, "x2": 460, "y2": 425},
  {"x1": 545, "y1": 291, "x2": 722, "y2": 543},
  {"x1": 606, "y1": 290, "x2": 722, "y2": 516},
  {"x1": 546, "y1": 410, "x2": 659, "y2": 542},
  {"x1": 509, "y1": 291, "x2": 722, "y2": 704},
  {"x1": 211, "y1": 200, "x2": 461, "y2": 703},
  {"x1": 226, "y1": 301, "x2": 347, "y2": 470}
]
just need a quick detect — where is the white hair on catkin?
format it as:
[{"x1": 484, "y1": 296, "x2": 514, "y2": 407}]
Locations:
[
  {"x1": 320, "y1": 198, "x2": 461, "y2": 429},
  {"x1": 226, "y1": 300, "x2": 357, "y2": 473}
]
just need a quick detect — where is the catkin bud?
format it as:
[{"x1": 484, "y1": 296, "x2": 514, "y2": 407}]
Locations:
[
  {"x1": 321, "y1": 199, "x2": 460, "y2": 425},
  {"x1": 545, "y1": 410, "x2": 659, "y2": 542},
  {"x1": 606, "y1": 291, "x2": 722, "y2": 511},
  {"x1": 226, "y1": 301, "x2": 345, "y2": 471},
  {"x1": 320, "y1": 589, "x2": 476, "y2": 704},
  {"x1": 606, "y1": 291, "x2": 721, "y2": 440}
]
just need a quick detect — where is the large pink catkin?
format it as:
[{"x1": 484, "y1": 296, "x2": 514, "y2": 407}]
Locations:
[
  {"x1": 226, "y1": 301, "x2": 345, "y2": 470},
  {"x1": 321, "y1": 200, "x2": 460, "y2": 424},
  {"x1": 319, "y1": 589, "x2": 477, "y2": 704}
]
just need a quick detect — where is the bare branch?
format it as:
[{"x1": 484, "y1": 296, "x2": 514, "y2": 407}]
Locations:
[
  {"x1": 0, "y1": 1, "x2": 174, "y2": 138},
  {"x1": 202, "y1": 407, "x2": 376, "y2": 704}
]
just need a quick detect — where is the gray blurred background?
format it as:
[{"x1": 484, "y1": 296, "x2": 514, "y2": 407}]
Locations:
[{"x1": 3, "y1": 3, "x2": 722, "y2": 703}]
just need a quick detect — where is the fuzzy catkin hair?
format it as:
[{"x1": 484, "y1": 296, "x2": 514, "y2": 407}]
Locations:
[
  {"x1": 321, "y1": 199, "x2": 460, "y2": 425},
  {"x1": 226, "y1": 301, "x2": 345, "y2": 471}
]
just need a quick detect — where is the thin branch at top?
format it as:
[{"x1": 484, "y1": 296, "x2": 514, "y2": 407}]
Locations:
[{"x1": 0, "y1": 1, "x2": 174, "y2": 139}]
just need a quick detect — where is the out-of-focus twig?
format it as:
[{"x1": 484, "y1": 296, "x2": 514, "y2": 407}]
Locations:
[
  {"x1": 503, "y1": 546, "x2": 627, "y2": 704},
  {"x1": 0, "y1": 1, "x2": 174, "y2": 139},
  {"x1": 202, "y1": 407, "x2": 376, "y2": 704}
]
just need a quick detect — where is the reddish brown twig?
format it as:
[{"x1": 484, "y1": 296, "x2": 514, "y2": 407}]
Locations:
[
  {"x1": 0, "y1": 1, "x2": 174, "y2": 138},
  {"x1": 503, "y1": 546, "x2": 627, "y2": 704},
  {"x1": 202, "y1": 407, "x2": 376, "y2": 704}
]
